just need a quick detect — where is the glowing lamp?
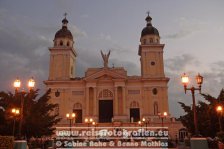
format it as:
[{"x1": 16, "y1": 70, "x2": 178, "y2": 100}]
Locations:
[
  {"x1": 28, "y1": 77, "x2": 35, "y2": 89},
  {"x1": 216, "y1": 105, "x2": 223, "y2": 112},
  {"x1": 196, "y1": 73, "x2": 203, "y2": 85},
  {"x1": 14, "y1": 78, "x2": 21, "y2": 88},
  {"x1": 181, "y1": 73, "x2": 189, "y2": 86}
]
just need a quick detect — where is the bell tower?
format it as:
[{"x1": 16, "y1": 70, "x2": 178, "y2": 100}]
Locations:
[
  {"x1": 138, "y1": 13, "x2": 165, "y2": 78},
  {"x1": 138, "y1": 13, "x2": 169, "y2": 116},
  {"x1": 48, "y1": 14, "x2": 77, "y2": 80}
]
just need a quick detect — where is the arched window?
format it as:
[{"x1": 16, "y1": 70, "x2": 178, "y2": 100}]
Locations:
[
  {"x1": 60, "y1": 40, "x2": 63, "y2": 46},
  {"x1": 67, "y1": 41, "x2": 70, "y2": 46},
  {"x1": 73, "y1": 103, "x2": 82, "y2": 109},
  {"x1": 130, "y1": 101, "x2": 139, "y2": 108},
  {"x1": 98, "y1": 89, "x2": 113, "y2": 99},
  {"x1": 152, "y1": 88, "x2": 158, "y2": 95},
  {"x1": 153, "y1": 102, "x2": 158, "y2": 115},
  {"x1": 71, "y1": 66, "x2": 73, "y2": 75}
]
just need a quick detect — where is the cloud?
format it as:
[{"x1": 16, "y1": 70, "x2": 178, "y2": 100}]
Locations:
[
  {"x1": 110, "y1": 58, "x2": 139, "y2": 76},
  {"x1": 163, "y1": 17, "x2": 206, "y2": 39},
  {"x1": 163, "y1": 30, "x2": 195, "y2": 39},
  {"x1": 211, "y1": 61, "x2": 224, "y2": 72},
  {"x1": 70, "y1": 24, "x2": 87, "y2": 38},
  {"x1": 0, "y1": 12, "x2": 51, "y2": 92},
  {"x1": 99, "y1": 33, "x2": 112, "y2": 41},
  {"x1": 165, "y1": 54, "x2": 200, "y2": 72}
]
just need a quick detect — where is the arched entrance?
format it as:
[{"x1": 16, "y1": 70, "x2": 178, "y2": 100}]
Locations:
[
  {"x1": 73, "y1": 103, "x2": 82, "y2": 123},
  {"x1": 98, "y1": 89, "x2": 113, "y2": 123},
  {"x1": 130, "y1": 101, "x2": 140, "y2": 122}
]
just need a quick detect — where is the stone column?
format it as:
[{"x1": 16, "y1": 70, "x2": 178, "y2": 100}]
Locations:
[
  {"x1": 86, "y1": 87, "x2": 89, "y2": 116},
  {"x1": 93, "y1": 87, "x2": 97, "y2": 116},
  {"x1": 114, "y1": 87, "x2": 118, "y2": 116},
  {"x1": 122, "y1": 87, "x2": 126, "y2": 115}
]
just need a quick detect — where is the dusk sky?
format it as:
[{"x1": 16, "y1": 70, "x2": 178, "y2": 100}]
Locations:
[{"x1": 0, "y1": 0, "x2": 224, "y2": 117}]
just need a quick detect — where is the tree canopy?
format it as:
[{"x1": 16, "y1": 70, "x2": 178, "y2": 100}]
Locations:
[
  {"x1": 179, "y1": 89, "x2": 224, "y2": 137},
  {"x1": 0, "y1": 89, "x2": 61, "y2": 139}
]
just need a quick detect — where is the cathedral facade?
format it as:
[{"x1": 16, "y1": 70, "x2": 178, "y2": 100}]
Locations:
[{"x1": 44, "y1": 14, "x2": 185, "y2": 139}]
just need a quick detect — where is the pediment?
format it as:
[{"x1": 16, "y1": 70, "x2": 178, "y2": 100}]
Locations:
[{"x1": 84, "y1": 69, "x2": 126, "y2": 81}]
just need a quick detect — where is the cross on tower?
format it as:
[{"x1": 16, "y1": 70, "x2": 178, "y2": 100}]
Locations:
[
  {"x1": 64, "y1": 12, "x2": 67, "y2": 18},
  {"x1": 146, "y1": 11, "x2": 150, "y2": 16}
]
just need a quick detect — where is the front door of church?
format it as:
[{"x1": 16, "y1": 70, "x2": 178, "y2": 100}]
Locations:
[
  {"x1": 99, "y1": 100, "x2": 113, "y2": 123},
  {"x1": 130, "y1": 108, "x2": 140, "y2": 122},
  {"x1": 73, "y1": 109, "x2": 82, "y2": 123}
]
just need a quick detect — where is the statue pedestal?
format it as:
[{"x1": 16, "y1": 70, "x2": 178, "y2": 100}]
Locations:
[{"x1": 190, "y1": 137, "x2": 208, "y2": 149}]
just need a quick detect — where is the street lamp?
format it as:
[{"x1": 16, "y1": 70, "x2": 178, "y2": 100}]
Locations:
[
  {"x1": 181, "y1": 73, "x2": 203, "y2": 136},
  {"x1": 216, "y1": 105, "x2": 223, "y2": 132},
  {"x1": 142, "y1": 117, "x2": 150, "y2": 131},
  {"x1": 13, "y1": 77, "x2": 35, "y2": 139},
  {"x1": 92, "y1": 121, "x2": 96, "y2": 140},
  {"x1": 138, "y1": 120, "x2": 142, "y2": 125},
  {"x1": 138, "y1": 120, "x2": 143, "y2": 138},
  {"x1": 11, "y1": 108, "x2": 20, "y2": 136},
  {"x1": 158, "y1": 112, "x2": 167, "y2": 128},
  {"x1": 85, "y1": 118, "x2": 93, "y2": 125},
  {"x1": 85, "y1": 118, "x2": 93, "y2": 141},
  {"x1": 66, "y1": 113, "x2": 76, "y2": 136}
]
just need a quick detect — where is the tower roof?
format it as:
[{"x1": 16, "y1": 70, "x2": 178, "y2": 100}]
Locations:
[
  {"x1": 54, "y1": 14, "x2": 73, "y2": 40},
  {"x1": 141, "y1": 13, "x2": 159, "y2": 37}
]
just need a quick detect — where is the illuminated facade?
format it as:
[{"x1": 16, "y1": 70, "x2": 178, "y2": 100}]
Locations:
[{"x1": 44, "y1": 14, "x2": 184, "y2": 139}]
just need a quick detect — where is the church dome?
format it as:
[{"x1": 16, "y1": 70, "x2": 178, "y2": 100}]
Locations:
[
  {"x1": 141, "y1": 14, "x2": 159, "y2": 37},
  {"x1": 53, "y1": 15, "x2": 74, "y2": 48},
  {"x1": 54, "y1": 17, "x2": 73, "y2": 40}
]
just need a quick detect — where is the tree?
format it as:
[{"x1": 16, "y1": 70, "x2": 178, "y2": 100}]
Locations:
[
  {"x1": 0, "y1": 89, "x2": 61, "y2": 139},
  {"x1": 179, "y1": 89, "x2": 224, "y2": 137}
]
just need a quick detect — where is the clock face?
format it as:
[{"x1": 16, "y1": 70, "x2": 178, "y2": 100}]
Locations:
[
  {"x1": 151, "y1": 61, "x2": 155, "y2": 66},
  {"x1": 55, "y1": 90, "x2": 60, "y2": 97}
]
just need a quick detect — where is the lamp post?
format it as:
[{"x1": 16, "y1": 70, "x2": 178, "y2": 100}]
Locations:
[
  {"x1": 158, "y1": 112, "x2": 167, "y2": 128},
  {"x1": 92, "y1": 121, "x2": 96, "y2": 140},
  {"x1": 138, "y1": 120, "x2": 143, "y2": 138},
  {"x1": 11, "y1": 108, "x2": 20, "y2": 136},
  {"x1": 181, "y1": 73, "x2": 203, "y2": 136},
  {"x1": 142, "y1": 117, "x2": 150, "y2": 131},
  {"x1": 216, "y1": 105, "x2": 223, "y2": 132},
  {"x1": 13, "y1": 77, "x2": 35, "y2": 139},
  {"x1": 85, "y1": 118, "x2": 93, "y2": 141},
  {"x1": 66, "y1": 113, "x2": 76, "y2": 136}
]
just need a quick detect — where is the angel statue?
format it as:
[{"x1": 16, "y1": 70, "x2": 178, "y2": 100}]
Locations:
[{"x1": 100, "y1": 50, "x2": 111, "y2": 68}]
